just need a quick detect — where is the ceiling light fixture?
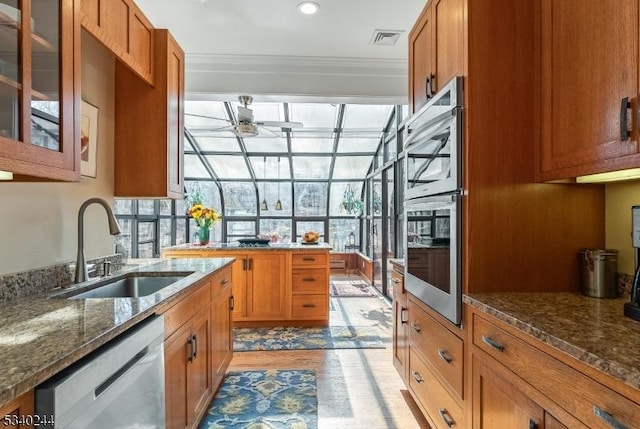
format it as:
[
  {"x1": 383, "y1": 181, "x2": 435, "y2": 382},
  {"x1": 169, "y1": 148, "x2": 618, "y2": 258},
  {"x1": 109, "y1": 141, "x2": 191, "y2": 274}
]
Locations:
[
  {"x1": 275, "y1": 156, "x2": 283, "y2": 211},
  {"x1": 297, "y1": 1, "x2": 320, "y2": 15},
  {"x1": 261, "y1": 156, "x2": 269, "y2": 211}
]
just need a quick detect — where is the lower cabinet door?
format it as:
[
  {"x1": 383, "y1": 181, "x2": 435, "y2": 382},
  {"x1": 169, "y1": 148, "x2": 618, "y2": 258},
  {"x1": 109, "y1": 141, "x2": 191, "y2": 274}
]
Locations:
[
  {"x1": 165, "y1": 323, "x2": 191, "y2": 429},
  {"x1": 472, "y1": 355, "x2": 544, "y2": 429},
  {"x1": 187, "y1": 306, "x2": 212, "y2": 424},
  {"x1": 211, "y1": 282, "x2": 233, "y2": 388}
]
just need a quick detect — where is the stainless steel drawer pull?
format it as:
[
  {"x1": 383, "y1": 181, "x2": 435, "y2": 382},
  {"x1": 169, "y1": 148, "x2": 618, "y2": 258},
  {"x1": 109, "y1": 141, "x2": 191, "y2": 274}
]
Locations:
[
  {"x1": 482, "y1": 335, "x2": 505, "y2": 352},
  {"x1": 437, "y1": 349, "x2": 453, "y2": 364},
  {"x1": 411, "y1": 323, "x2": 421, "y2": 333},
  {"x1": 438, "y1": 409, "x2": 454, "y2": 427},
  {"x1": 400, "y1": 307, "x2": 408, "y2": 324},
  {"x1": 593, "y1": 406, "x2": 629, "y2": 429},
  {"x1": 302, "y1": 277, "x2": 315, "y2": 282},
  {"x1": 411, "y1": 370, "x2": 423, "y2": 383},
  {"x1": 391, "y1": 278, "x2": 401, "y2": 284},
  {"x1": 220, "y1": 278, "x2": 229, "y2": 285},
  {"x1": 302, "y1": 303, "x2": 316, "y2": 308},
  {"x1": 302, "y1": 257, "x2": 315, "y2": 261},
  {"x1": 187, "y1": 337, "x2": 195, "y2": 363},
  {"x1": 192, "y1": 334, "x2": 198, "y2": 359}
]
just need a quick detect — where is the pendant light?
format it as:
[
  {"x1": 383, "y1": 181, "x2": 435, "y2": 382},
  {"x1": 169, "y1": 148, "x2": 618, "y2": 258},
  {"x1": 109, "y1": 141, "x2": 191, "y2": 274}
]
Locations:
[
  {"x1": 260, "y1": 156, "x2": 269, "y2": 211},
  {"x1": 275, "y1": 156, "x2": 283, "y2": 211}
]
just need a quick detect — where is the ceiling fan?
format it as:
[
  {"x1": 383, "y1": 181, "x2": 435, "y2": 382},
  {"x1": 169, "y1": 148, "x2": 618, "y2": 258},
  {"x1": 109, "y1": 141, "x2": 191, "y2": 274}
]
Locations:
[{"x1": 185, "y1": 95, "x2": 303, "y2": 137}]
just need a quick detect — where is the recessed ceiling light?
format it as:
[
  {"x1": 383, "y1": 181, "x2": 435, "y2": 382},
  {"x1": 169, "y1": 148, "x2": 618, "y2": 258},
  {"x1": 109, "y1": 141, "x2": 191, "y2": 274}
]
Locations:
[{"x1": 298, "y1": 1, "x2": 320, "y2": 15}]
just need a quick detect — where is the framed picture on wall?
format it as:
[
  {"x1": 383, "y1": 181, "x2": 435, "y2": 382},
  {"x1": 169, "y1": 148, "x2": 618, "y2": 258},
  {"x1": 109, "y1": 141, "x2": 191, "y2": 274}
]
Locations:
[{"x1": 80, "y1": 100, "x2": 99, "y2": 178}]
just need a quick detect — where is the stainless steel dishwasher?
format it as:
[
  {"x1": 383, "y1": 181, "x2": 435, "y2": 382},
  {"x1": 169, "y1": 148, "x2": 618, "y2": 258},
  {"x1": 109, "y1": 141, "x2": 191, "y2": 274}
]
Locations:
[{"x1": 35, "y1": 315, "x2": 166, "y2": 428}]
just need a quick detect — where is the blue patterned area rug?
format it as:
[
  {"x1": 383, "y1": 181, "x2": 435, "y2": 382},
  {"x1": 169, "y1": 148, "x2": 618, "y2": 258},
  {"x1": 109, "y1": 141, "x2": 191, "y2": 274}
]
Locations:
[
  {"x1": 199, "y1": 370, "x2": 318, "y2": 429},
  {"x1": 234, "y1": 326, "x2": 385, "y2": 351}
]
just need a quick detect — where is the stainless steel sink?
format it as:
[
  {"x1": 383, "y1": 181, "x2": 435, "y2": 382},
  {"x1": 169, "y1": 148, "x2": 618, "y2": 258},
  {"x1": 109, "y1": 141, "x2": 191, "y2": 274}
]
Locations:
[{"x1": 50, "y1": 272, "x2": 193, "y2": 299}]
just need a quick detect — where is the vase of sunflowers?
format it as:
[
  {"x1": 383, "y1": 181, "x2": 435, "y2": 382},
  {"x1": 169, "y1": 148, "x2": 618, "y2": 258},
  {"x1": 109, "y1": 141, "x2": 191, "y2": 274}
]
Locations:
[{"x1": 187, "y1": 204, "x2": 221, "y2": 245}]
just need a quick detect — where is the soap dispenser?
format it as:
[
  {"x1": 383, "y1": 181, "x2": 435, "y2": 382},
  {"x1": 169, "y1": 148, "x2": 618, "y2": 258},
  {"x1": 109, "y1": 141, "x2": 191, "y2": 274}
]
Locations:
[{"x1": 624, "y1": 206, "x2": 640, "y2": 321}]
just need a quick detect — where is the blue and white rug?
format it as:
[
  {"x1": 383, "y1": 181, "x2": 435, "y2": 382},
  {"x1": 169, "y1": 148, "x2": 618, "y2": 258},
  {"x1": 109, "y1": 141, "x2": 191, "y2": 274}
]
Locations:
[
  {"x1": 233, "y1": 326, "x2": 385, "y2": 351},
  {"x1": 199, "y1": 369, "x2": 318, "y2": 429}
]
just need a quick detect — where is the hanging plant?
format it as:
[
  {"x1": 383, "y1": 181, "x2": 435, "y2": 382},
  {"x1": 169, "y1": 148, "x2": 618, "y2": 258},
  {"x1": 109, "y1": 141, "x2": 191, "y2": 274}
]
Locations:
[{"x1": 340, "y1": 185, "x2": 363, "y2": 216}]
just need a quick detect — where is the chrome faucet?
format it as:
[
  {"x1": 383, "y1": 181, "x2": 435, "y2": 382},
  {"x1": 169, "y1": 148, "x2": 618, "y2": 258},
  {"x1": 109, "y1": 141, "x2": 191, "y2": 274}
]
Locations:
[{"x1": 75, "y1": 198, "x2": 122, "y2": 283}]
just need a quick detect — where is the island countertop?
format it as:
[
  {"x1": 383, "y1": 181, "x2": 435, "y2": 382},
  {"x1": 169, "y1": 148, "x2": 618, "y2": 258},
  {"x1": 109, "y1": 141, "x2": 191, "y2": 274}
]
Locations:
[
  {"x1": 163, "y1": 242, "x2": 333, "y2": 252},
  {"x1": 0, "y1": 257, "x2": 234, "y2": 406},
  {"x1": 464, "y1": 292, "x2": 640, "y2": 391}
]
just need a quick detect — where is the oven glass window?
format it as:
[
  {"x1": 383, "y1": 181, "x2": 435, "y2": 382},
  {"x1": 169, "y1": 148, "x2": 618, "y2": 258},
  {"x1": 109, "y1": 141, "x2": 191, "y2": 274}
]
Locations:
[
  {"x1": 406, "y1": 121, "x2": 453, "y2": 193},
  {"x1": 406, "y1": 206, "x2": 451, "y2": 294}
]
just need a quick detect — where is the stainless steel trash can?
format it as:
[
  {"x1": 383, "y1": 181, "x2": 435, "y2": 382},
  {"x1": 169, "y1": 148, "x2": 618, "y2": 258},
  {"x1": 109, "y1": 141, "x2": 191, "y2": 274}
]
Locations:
[{"x1": 578, "y1": 249, "x2": 618, "y2": 298}]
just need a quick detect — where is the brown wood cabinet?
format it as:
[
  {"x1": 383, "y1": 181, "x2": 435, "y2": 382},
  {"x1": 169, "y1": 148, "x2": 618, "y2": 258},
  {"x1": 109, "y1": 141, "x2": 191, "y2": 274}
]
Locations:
[
  {"x1": 291, "y1": 252, "x2": 329, "y2": 322},
  {"x1": 114, "y1": 29, "x2": 184, "y2": 198},
  {"x1": 0, "y1": 390, "x2": 34, "y2": 428},
  {"x1": 163, "y1": 248, "x2": 331, "y2": 325},
  {"x1": 210, "y1": 271, "x2": 233, "y2": 390},
  {"x1": 80, "y1": 0, "x2": 154, "y2": 83},
  {"x1": 408, "y1": 0, "x2": 463, "y2": 113},
  {"x1": 0, "y1": 0, "x2": 79, "y2": 181},
  {"x1": 164, "y1": 281, "x2": 212, "y2": 429},
  {"x1": 392, "y1": 268, "x2": 409, "y2": 384},
  {"x1": 536, "y1": 0, "x2": 640, "y2": 181},
  {"x1": 468, "y1": 305, "x2": 640, "y2": 429}
]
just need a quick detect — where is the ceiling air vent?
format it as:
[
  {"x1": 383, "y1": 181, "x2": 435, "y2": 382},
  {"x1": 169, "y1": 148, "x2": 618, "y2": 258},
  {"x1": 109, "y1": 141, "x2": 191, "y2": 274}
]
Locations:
[{"x1": 370, "y1": 29, "x2": 404, "y2": 46}]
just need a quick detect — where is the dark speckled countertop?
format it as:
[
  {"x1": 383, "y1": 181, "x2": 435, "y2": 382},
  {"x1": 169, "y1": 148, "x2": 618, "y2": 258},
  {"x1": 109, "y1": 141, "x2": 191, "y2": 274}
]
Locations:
[
  {"x1": 464, "y1": 293, "x2": 640, "y2": 391},
  {"x1": 0, "y1": 258, "x2": 234, "y2": 406}
]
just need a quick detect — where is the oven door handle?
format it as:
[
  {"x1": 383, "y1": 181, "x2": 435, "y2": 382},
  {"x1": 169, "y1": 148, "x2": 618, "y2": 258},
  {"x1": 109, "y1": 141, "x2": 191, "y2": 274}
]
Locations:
[{"x1": 405, "y1": 109, "x2": 456, "y2": 149}]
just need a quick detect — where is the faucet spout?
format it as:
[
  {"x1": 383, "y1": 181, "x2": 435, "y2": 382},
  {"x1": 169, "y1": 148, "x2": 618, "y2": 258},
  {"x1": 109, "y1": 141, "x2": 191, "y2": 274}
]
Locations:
[{"x1": 75, "y1": 198, "x2": 122, "y2": 284}]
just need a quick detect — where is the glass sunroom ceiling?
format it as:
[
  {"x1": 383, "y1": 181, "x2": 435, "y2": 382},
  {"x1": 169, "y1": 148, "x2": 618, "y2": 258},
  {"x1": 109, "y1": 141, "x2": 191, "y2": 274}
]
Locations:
[{"x1": 183, "y1": 99, "x2": 398, "y2": 220}]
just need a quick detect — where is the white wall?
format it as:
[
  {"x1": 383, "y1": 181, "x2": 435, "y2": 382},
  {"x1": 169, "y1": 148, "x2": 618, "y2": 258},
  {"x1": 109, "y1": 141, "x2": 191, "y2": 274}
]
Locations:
[{"x1": 0, "y1": 33, "x2": 116, "y2": 275}]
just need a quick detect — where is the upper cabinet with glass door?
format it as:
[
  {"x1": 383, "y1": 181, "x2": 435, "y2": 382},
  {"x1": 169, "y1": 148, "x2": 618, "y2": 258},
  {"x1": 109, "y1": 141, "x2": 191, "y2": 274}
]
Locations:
[{"x1": 0, "y1": 0, "x2": 78, "y2": 181}]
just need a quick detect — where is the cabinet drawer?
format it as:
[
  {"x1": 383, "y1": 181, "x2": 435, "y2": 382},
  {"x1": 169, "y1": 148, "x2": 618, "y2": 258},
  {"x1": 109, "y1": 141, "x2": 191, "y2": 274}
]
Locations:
[
  {"x1": 409, "y1": 349, "x2": 463, "y2": 429},
  {"x1": 473, "y1": 314, "x2": 640, "y2": 429},
  {"x1": 291, "y1": 294, "x2": 328, "y2": 319},
  {"x1": 391, "y1": 269, "x2": 404, "y2": 294},
  {"x1": 409, "y1": 300, "x2": 463, "y2": 399},
  {"x1": 292, "y1": 252, "x2": 328, "y2": 267},
  {"x1": 163, "y1": 281, "x2": 210, "y2": 338},
  {"x1": 292, "y1": 269, "x2": 327, "y2": 294},
  {"x1": 210, "y1": 266, "x2": 232, "y2": 296}
]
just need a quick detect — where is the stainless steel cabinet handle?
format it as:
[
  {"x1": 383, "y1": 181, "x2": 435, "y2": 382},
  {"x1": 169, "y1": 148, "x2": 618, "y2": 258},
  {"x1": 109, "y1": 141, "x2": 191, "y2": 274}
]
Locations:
[
  {"x1": 620, "y1": 97, "x2": 632, "y2": 142},
  {"x1": 220, "y1": 278, "x2": 229, "y2": 285},
  {"x1": 400, "y1": 307, "x2": 408, "y2": 324},
  {"x1": 249, "y1": 258, "x2": 253, "y2": 270},
  {"x1": 230, "y1": 295, "x2": 235, "y2": 311},
  {"x1": 391, "y1": 278, "x2": 401, "y2": 284},
  {"x1": 438, "y1": 409, "x2": 454, "y2": 428},
  {"x1": 593, "y1": 406, "x2": 629, "y2": 429},
  {"x1": 438, "y1": 348, "x2": 453, "y2": 364},
  {"x1": 482, "y1": 335, "x2": 505, "y2": 352},
  {"x1": 302, "y1": 277, "x2": 315, "y2": 282},
  {"x1": 302, "y1": 257, "x2": 315, "y2": 261},
  {"x1": 411, "y1": 323, "x2": 421, "y2": 333},
  {"x1": 302, "y1": 303, "x2": 316, "y2": 308},
  {"x1": 411, "y1": 370, "x2": 423, "y2": 383},
  {"x1": 192, "y1": 334, "x2": 197, "y2": 359},
  {"x1": 529, "y1": 419, "x2": 538, "y2": 429}
]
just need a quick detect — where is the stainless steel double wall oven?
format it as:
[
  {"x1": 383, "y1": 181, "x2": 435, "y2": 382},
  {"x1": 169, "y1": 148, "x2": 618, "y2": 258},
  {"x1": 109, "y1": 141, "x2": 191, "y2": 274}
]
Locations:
[{"x1": 404, "y1": 77, "x2": 463, "y2": 325}]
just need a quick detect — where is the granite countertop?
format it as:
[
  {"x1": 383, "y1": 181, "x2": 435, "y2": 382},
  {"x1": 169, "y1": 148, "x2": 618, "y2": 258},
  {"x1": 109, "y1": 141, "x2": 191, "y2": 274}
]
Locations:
[
  {"x1": 464, "y1": 293, "x2": 640, "y2": 391},
  {"x1": 164, "y1": 242, "x2": 333, "y2": 251},
  {"x1": 0, "y1": 257, "x2": 234, "y2": 406}
]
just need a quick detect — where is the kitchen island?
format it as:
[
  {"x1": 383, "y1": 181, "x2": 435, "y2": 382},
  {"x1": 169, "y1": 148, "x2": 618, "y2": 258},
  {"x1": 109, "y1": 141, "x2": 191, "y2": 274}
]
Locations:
[
  {"x1": 0, "y1": 258, "x2": 235, "y2": 425},
  {"x1": 163, "y1": 243, "x2": 332, "y2": 326}
]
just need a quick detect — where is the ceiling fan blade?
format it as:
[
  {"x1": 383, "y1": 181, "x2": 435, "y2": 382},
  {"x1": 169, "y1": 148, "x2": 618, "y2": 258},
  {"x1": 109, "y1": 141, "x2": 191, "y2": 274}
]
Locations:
[
  {"x1": 255, "y1": 121, "x2": 304, "y2": 129},
  {"x1": 255, "y1": 126, "x2": 282, "y2": 137},
  {"x1": 184, "y1": 112, "x2": 231, "y2": 123},
  {"x1": 189, "y1": 125, "x2": 234, "y2": 133}
]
